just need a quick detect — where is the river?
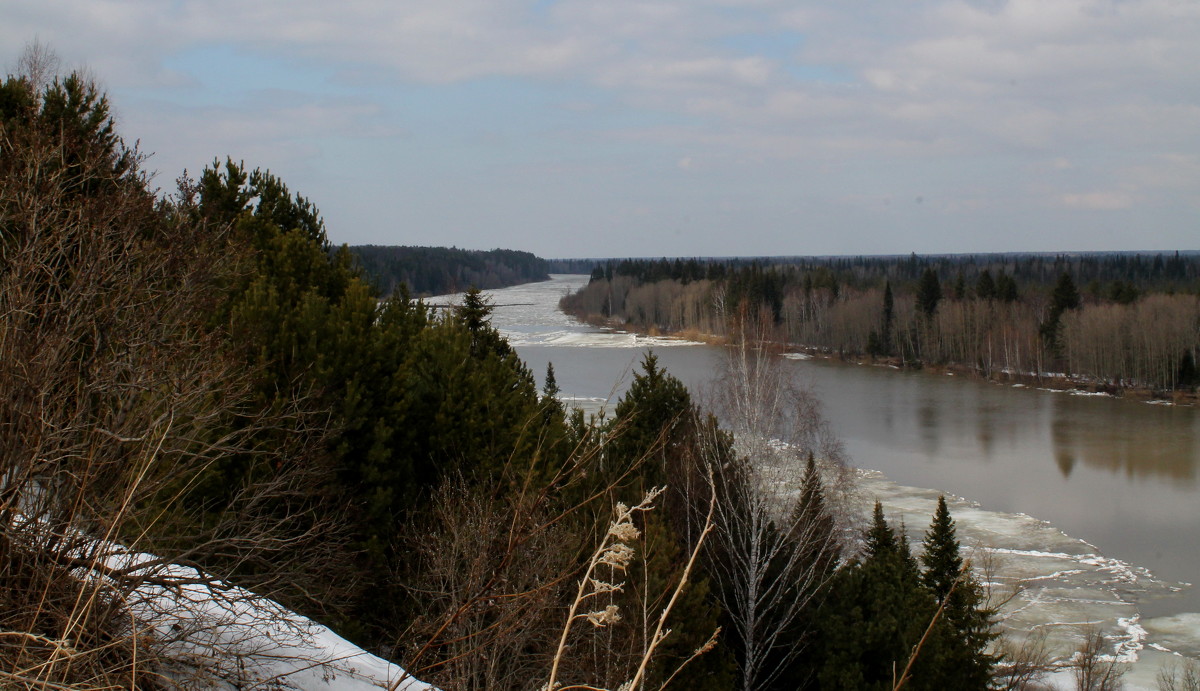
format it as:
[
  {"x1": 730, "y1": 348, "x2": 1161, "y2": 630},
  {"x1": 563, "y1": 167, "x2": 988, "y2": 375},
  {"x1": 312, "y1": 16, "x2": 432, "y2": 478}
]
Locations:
[{"x1": 434, "y1": 274, "x2": 1199, "y2": 689}]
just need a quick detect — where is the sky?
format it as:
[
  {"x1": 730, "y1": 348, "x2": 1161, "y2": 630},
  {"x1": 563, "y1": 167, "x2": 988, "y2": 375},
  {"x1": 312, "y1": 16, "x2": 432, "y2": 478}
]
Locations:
[{"x1": 4, "y1": 0, "x2": 1198, "y2": 258}]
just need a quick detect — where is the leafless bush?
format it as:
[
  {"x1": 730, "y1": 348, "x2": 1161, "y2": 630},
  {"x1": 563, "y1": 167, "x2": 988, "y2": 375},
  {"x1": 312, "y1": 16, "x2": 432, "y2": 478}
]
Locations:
[
  {"x1": 397, "y1": 478, "x2": 576, "y2": 690},
  {"x1": 1072, "y1": 626, "x2": 1127, "y2": 691},
  {"x1": 1, "y1": 51, "x2": 350, "y2": 687},
  {"x1": 1158, "y1": 658, "x2": 1200, "y2": 691},
  {"x1": 993, "y1": 628, "x2": 1054, "y2": 690}
]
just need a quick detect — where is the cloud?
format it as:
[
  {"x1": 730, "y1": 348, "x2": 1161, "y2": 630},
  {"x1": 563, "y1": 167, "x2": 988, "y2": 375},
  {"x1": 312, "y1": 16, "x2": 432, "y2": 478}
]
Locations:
[
  {"x1": 5, "y1": 0, "x2": 1197, "y2": 254},
  {"x1": 1059, "y1": 191, "x2": 1136, "y2": 210}
]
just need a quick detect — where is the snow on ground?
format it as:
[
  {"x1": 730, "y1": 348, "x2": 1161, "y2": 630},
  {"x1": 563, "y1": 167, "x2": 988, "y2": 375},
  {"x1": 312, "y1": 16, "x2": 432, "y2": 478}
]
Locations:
[
  {"x1": 500, "y1": 328, "x2": 703, "y2": 349},
  {"x1": 853, "y1": 468, "x2": 1196, "y2": 690},
  {"x1": 95, "y1": 545, "x2": 437, "y2": 690},
  {"x1": 781, "y1": 352, "x2": 813, "y2": 361}
]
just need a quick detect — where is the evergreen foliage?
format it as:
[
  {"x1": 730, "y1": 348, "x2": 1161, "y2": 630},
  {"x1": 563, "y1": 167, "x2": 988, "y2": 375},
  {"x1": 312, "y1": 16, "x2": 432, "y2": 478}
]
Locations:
[
  {"x1": 920, "y1": 496, "x2": 998, "y2": 690},
  {"x1": 817, "y1": 500, "x2": 997, "y2": 690},
  {"x1": 1041, "y1": 271, "x2": 1083, "y2": 354},
  {"x1": 610, "y1": 352, "x2": 694, "y2": 488},
  {"x1": 819, "y1": 503, "x2": 940, "y2": 690},
  {"x1": 916, "y1": 268, "x2": 942, "y2": 318},
  {"x1": 350, "y1": 244, "x2": 549, "y2": 296},
  {"x1": 976, "y1": 269, "x2": 996, "y2": 300}
]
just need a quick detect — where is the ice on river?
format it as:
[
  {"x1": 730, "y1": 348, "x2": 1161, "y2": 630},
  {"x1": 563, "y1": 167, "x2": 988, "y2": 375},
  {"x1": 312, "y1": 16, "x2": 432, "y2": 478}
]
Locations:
[
  {"x1": 857, "y1": 468, "x2": 1196, "y2": 689},
  {"x1": 427, "y1": 277, "x2": 706, "y2": 349}
]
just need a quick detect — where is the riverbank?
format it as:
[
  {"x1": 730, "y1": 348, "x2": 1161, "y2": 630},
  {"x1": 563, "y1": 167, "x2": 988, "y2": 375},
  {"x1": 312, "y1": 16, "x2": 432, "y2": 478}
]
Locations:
[{"x1": 561, "y1": 309, "x2": 1199, "y2": 406}]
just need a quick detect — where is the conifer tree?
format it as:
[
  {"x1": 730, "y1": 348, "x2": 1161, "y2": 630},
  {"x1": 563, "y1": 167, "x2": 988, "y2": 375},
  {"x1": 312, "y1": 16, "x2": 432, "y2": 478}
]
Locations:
[
  {"x1": 818, "y1": 503, "x2": 940, "y2": 691},
  {"x1": 953, "y1": 271, "x2": 966, "y2": 301},
  {"x1": 975, "y1": 269, "x2": 996, "y2": 301},
  {"x1": 610, "y1": 352, "x2": 693, "y2": 487},
  {"x1": 795, "y1": 453, "x2": 840, "y2": 578},
  {"x1": 921, "y1": 496, "x2": 962, "y2": 603},
  {"x1": 996, "y1": 270, "x2": 1019, "y2": 302},
  {"x1": 920, "y1": 496, "x2": 997, "y2": 690},
  {"x1": 916, "y1": 268, "x2": 942, "y2": 318},
  {"x1": 1041, "y1": 271, "x2": 1082, "y2": 353}
]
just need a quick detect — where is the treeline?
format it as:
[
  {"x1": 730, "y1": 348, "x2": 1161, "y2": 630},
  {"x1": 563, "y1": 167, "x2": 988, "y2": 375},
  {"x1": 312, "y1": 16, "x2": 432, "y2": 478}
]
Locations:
[
  {"x1": 0, "y1": 55, "x2": 1026, "y2": 690},
  {"x1": 562, "y1": 254, "x2": 1200, "y2": 392},
  {"x1": 349, "y1": 244, "x2": 549, "y2": 296}
]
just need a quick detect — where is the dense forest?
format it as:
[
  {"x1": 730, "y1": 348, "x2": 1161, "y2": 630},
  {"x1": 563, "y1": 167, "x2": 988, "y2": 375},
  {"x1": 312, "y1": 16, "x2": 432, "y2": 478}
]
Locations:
[
  {"x1": 3, "y1": 51, "x2": 1147, "y2": 691},
  {"x1": 350, "y1": 244, "x2": 549, "y2": 296},
  {"x1": 562, "y1": 254, "x2": 1200, "y2": 393}
]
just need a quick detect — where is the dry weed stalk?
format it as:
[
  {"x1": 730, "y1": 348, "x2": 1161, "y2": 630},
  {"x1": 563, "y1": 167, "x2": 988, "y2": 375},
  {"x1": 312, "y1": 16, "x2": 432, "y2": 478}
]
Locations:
[{"x1": 545, "y1": 478, "x2": 717, "y2": 691}]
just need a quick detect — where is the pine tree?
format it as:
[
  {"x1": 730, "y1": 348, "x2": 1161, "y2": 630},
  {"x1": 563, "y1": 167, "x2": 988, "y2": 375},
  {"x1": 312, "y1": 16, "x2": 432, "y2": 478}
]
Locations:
[
  {"x1": 920, "y1": 496, "x2": 997, "y2": 690},
  {"x1": 916, "y1": 268, "x2": 942, "y2": 318},
  {"x1": 610, "y1": 352, "x2": 694, "y2": 487},
  {"x1": 818, "y1": 503, "x2": 940, "y2": 690},
  {"x1": 920, "y1": 496, "x2": 962, "y2": 603},
  {"x1": 976, "y1": 269, "x2": 996, "y2": 301},
  {"x1": 1041, "y1": 272, "x2": 1082, "y2": 353}
]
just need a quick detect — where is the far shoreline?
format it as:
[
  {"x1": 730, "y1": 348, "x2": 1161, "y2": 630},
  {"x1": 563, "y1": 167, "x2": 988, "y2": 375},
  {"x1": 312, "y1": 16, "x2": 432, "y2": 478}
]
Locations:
[{"x1": 561, "y1": 308, "x2": 1199, "y2": 407}]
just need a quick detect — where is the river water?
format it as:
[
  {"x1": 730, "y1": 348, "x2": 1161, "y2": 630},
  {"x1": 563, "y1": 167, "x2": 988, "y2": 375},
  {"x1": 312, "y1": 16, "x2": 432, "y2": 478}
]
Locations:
[{"x1": 433, "y1": 274, "x2": 1200, "y2": 689}]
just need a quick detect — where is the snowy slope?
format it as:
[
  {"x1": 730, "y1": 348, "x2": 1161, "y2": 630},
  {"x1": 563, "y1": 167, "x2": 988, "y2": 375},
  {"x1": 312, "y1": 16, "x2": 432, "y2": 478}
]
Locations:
[{"x1": 97, "y1": 544, "x2": 437, "y2": 690}]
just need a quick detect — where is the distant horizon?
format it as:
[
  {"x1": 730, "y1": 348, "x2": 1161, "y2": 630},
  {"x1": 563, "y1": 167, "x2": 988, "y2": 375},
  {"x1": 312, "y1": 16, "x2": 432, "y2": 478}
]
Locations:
[{"x1": 348, "y1": 244, "x2": 1200, "y2": 263}]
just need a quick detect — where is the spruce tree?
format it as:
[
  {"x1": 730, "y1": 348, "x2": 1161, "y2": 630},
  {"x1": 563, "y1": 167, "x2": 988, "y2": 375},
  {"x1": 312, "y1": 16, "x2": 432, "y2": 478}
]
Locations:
[
  {"x1": 920, "y1": 496, "x2": 997, "y2": 690},
  {"x1": 996, "y1": 270, "x2": 1019, "y2": 302},
  {"x1": 795, "y1": 453, "x2": 839, "y2": 578},
  {"x1": 921, "y1": 495, "x2": 962, "y2": 603},
  {"x1": 975, "y1": 269, "x2": 996, "y2": 301},
  {"x1": 610, "y1": 352, "x2": 693, "y2": 487},
  {"x1": 916, "y1": 268, "x2": 942, "y2": 318},
  {"x1": 818, "y1": 503, "x2": 941, "y2": 691},
  {"x1": 1051, "y1": 271, "x2": 1082, "y2": 313},
  {"x1": 1041, "y1": 272, "x2": 1081, "y2": 353}
]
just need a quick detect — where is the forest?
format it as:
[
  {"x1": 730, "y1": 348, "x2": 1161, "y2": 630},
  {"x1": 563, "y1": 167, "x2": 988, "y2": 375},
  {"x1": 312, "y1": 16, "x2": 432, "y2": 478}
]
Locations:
[
  {"x1": 561, "y1": 254, "x2": 1200, "y2": 394},
  {"x1": 2, "y1": 52, "x2": 1166, "y2": 691},
  {"x1": 349, "y1": 244, "x2": 549, "y2": 296}
]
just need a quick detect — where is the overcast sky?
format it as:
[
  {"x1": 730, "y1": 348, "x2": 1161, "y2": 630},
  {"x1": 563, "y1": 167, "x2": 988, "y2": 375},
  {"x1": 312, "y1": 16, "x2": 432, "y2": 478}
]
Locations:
[{"x1": 5, "y1": 0, "x2": 1198, "y2": 257}]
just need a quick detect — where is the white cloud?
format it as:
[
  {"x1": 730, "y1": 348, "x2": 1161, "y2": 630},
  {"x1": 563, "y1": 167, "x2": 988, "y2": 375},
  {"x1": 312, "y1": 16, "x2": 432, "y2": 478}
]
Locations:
[
  {"x1": 1059, "y1": 190, "x2": 1136, "y2": 210},
  {"x1": 4, "y1": 0, "x2": 1197, "y2": 253}
]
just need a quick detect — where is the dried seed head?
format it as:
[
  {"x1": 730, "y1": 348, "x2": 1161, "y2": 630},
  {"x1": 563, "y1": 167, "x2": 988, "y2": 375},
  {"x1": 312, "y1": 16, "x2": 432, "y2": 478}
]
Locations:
[
  {"x1": 598, "y1": 542, "x2": 635, "y2": 570},
  {"x1": 608, "y1": 520, "x2": 640, "y2": 542},
  {"x1": 585, "y1": 604, "x2": 622, "y2": 627}
]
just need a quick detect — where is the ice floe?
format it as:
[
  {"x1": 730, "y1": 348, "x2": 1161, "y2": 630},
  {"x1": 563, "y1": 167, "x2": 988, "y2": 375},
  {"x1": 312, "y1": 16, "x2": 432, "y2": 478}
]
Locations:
[{"x1": 853, "y1": 468, "x2": 1196, "y2": 689}]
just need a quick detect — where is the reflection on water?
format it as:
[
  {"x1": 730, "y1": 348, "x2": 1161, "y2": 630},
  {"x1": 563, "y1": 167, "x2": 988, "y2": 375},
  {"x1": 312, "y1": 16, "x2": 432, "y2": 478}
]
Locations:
[
  {"x1": 1052, "y1": 414, "x2": 1077, "y2": 477},
  {"x1": 469, "y1": 275, "x2": 1200, "y2": 617},
  {"x1": 1050, "y1": 395, "x2": 1198, "y2": 484}
]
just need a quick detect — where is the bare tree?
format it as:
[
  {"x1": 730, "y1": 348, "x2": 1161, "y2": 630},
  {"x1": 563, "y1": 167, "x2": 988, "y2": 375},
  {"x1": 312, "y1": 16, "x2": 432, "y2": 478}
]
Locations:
[
  {"x1": 692, "y1": 309, "x2": 852, "y2": 690},
  {"x1": 992, "y1": 628, "x2": 1054, "y2": 690},
  {"x1": 1072, "y1": 626, "x2": 1127, "y2": 691},
  {"x1": 1158, "y1": 658, "x2": 1200, "y2": 691},
  {"x1": 13, "y1": 39, "x2": 61, "y2": 93},
  {"x1": 1, "y1": 59, "x2": 351, "y2": 687}
]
